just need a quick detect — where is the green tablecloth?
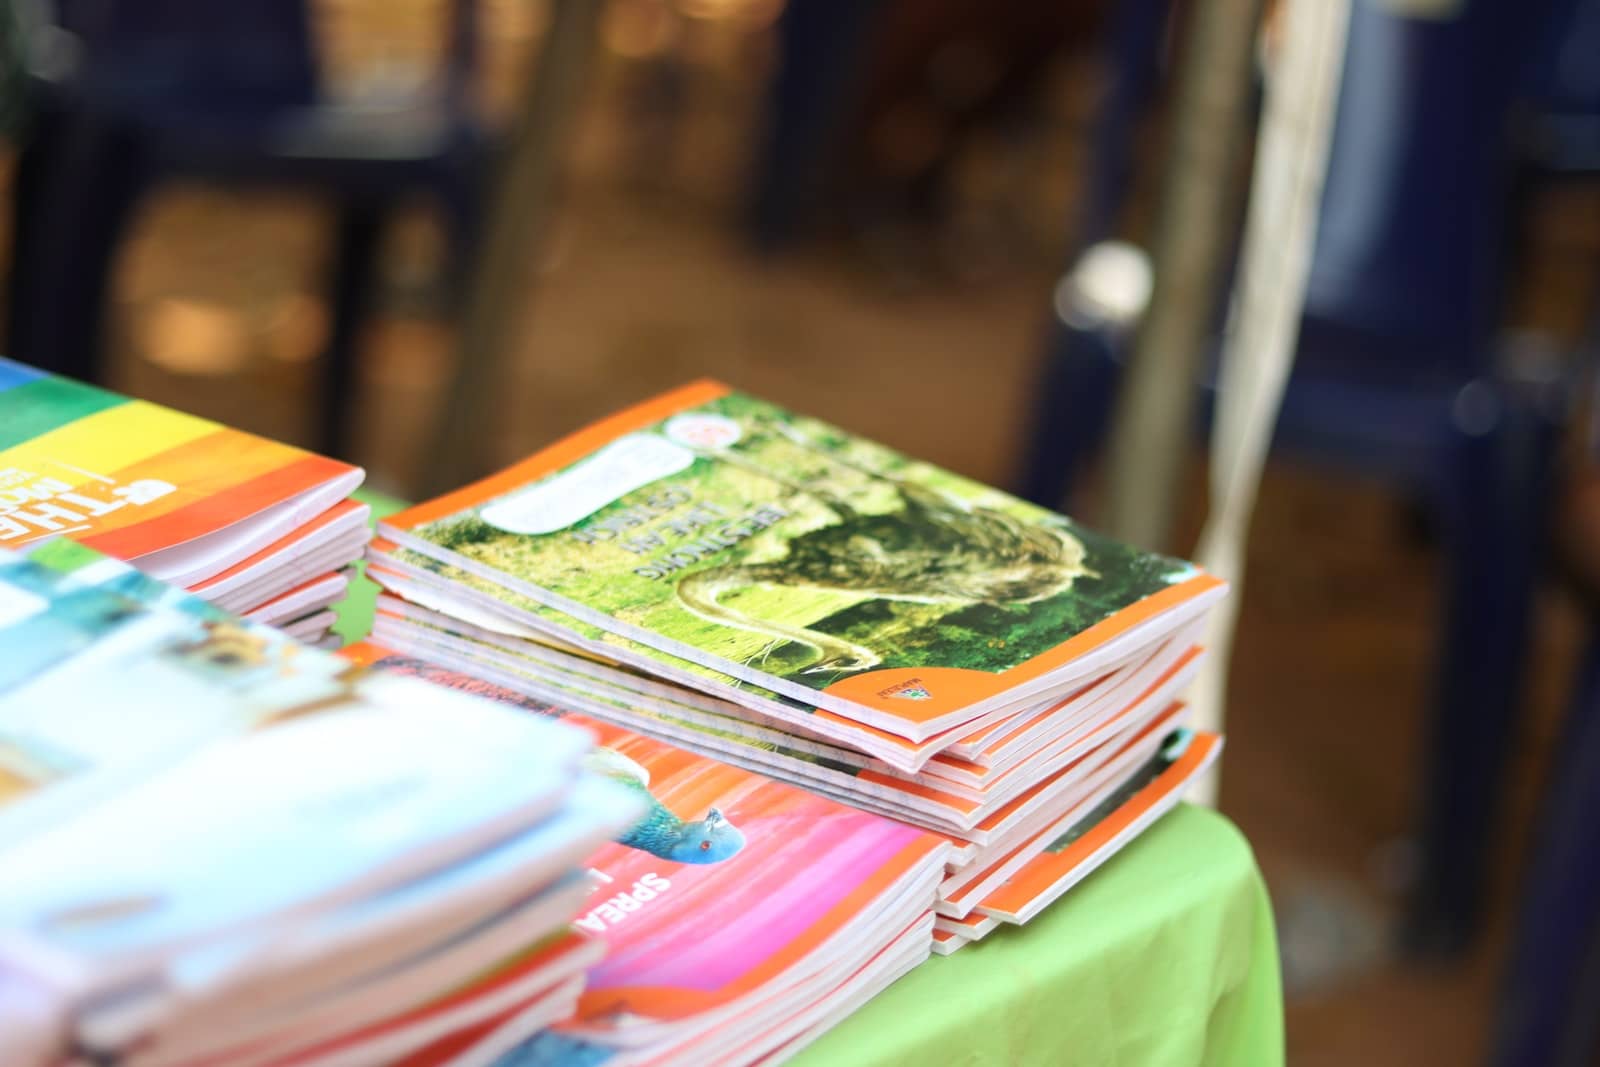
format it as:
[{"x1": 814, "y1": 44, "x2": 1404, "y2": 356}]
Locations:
[
  {"x1": 797, "y1": 805, "x2": 1281, "y2": 1066},
  {"x1": 339, "y1": 492, "x2": 1284, "y2": 1066}
]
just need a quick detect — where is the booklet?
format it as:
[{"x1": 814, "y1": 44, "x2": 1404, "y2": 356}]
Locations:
[
  {"x1": 364, "y1": 539, "x2": 986, "y2": 773},
  {"x1": 936, "y1": 704, "x2": 1189, "y2": 917},
  {"x1": 201, "y1": 933, "x2": 601, "y2": 1067},
  {"x1": 126, "y1": 889, "x2": 602, "y2": 1067},
  {"x1": 0, "y1": 358, "x2": 362, "y2": 585},
  {"x1": 367, "y1": 605, "x2": 1194, "y2": 843},
  {"x1": 0, "y1": 543, "x2": 603, "y2": 1010},
  {"x1": 191, "y1": 498, "x2": 370, "y2": 613},
  {"x1": 368, "y1": 578, "x2": 1203, "y2": 795},
  {"x1": 347, "y1": 645, "x2": 951, "y2": 1054},
  {"x1": 369, "y1": 593, "x2": 1196, "y2": 790},
  {"x1": 975, "y1": 730, "x2": 1223, "y2": 924},
  {"x1": 378, "y1": 381, "x2": 1224, "y2": 741},
  {"x1": 243, "y1": 571, "x2": 351, "y2": 628},
  {"x1": 367, "y1": 527, "x2": 1198, "y2": 777}
]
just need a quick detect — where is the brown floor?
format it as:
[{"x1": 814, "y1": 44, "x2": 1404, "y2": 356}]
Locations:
[{"x1": 13, "y1": 7, "x2": 1600, "y2": 1062}]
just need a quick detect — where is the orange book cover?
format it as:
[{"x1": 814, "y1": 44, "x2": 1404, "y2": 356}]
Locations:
[
  {"x1": 378, "y1": 381, "x2": 1222, "y2": 741},
  {"x1": 975, "y1": 730, "x2": 1223, "y2": 924}
]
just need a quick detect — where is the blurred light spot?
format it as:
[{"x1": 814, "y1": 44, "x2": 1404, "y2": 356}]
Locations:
[
  {"x1": 485, "y1": 0, "x2": 548, "y2": 41},
  {"x1": 605, "y1": 0, "x2": 678, "y2": 58},
  {"x1": 1451, "y1": 380, "x2": 1501, "y2": 437},
  {"x1": 927, "y1": 41, "x2": 1001, "y2": 108},
  {"x1": 1368, "y1": 837, "x2": 1418, "y2": 895},
  {"x1": 138, "y1": 299, "x2": 251, "y2": 376},
  {"x1": 538, "y1": 218, "x2": 577, "y2": 275},
  {"x1": 678, "y1": 0, "x2": 771, "y2": 21},
  {"x1": 1056, "y1": 241, "x2": 1152, "y2": 328},
  {"x1": 365, "y1": 320, "x2": 452, "y2": 389},
  {"x1": 730, "y1": 0, "x2": 784, "y2": 30},
  {"x1": 873, "y1": 104, "x2": 945, "y2": 176},
  {"x1": 265, "y1": 294, "x2": 329, "y2": 364}
]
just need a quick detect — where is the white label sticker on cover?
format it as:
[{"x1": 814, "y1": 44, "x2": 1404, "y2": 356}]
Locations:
[
  {"x1": 481, "y1": 433, "x2": 696, "y2": 535},
  {"x1": 0, "y1": 585, "x2": 46, "y2": 630}
]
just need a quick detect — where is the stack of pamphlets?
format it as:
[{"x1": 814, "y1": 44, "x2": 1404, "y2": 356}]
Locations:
[
  {"x1": 0, "y1": 358, "x2": 370, "y2": 645},
  {"x1": 0, "y1": 541, "x2": 642, "y2": 1067},
  {"x1": 362, "y1": 382, "x2": 1226, "y2": 960},
  {"x1": 346, "y1": 643, "x2": 955, "y2": 1066}
]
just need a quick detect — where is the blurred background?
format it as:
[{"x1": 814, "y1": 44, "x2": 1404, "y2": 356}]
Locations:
[{"x1": 3, "y1": 0, "x2": 1600, "y2": 1062}]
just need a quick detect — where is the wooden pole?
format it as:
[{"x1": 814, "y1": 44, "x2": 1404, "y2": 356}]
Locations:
[
  {"x1": 1190, "y1": 0, "x2": 1352, "y2": 803},
  {"x1": 423, "y1": 0, "x2": 603, "y2": 496},
  {"x1": 1100, "y1": 0, "x2": 1265, "y2": 549}
]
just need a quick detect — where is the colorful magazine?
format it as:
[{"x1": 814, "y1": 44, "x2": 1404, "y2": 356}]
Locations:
[
  {"x1": 194, "y1": 933, "x2": 601, "y2": 1067},
  {"x1": 366, "y1": 536, "x2": 1196, "y2": 777},
  {"x1": 365, "y1": 563, "x2": 1203, "y2": 794},
  {"x1": 0, "y1": 358, "x2": 362, "y2": 585},
  {"x1": 974, "y1": 730, "x2": 1223, "y2": 924},
  {"x1": 368, "y1": 589, "x2": 1197, "y2": 792},
  {"x1": 191, "y1": 498, "x2": 370, "y2": 613},
  {"x1": 930, "y1": 927, "x2": 968, "y2": 957},
  {"x1": 367, "y1": 604, "x2": 1195, "y2": 841},
  {"x1": 347, "y1": 645, "x2": 951, "y2": 1058},
  {"x1": 378, "y1": 382, "x2": 1224, "y2": 741},
  {"x1": 0, "y1": 543, "x2": 607, "y2": 1010},
  {"x1": 243, "y1": 571, "x2": 352, "y2": 627},
  {"x1": 935, "y1": 704, "x2": 1189, "y2": 918},
  {"x1": 128, "y1": 899, "x2": 603, "y2": 1067},
  {"x1": 364, "y1": 539, "x2": 994, "y2": 773}
]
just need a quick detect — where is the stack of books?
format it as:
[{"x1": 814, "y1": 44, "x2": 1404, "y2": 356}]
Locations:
[
  {"x1": 346, "y1": 643, "x2": 953, "y2": 1066},
  {"x1": 362, "y1": 381, "x2": 1226, "y2": 957},
  {"x1": 0, "y1": 541, "x2": 642, "y2": 1067},
  {"x1": 0, "y1": 358, "x2": 370, "y2": 645}
]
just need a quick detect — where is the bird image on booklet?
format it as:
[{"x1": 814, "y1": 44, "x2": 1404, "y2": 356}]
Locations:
[{"x1": 584, "y1": 747, "x2": 747, "y2": 865}]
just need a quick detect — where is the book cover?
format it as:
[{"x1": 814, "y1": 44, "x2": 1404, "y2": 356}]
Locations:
[
  {"x1": 0, "y1": 358, "x2": 361, "y2": 581},
  {"x1": 365, "y1": 539, "x2": 967, "y2": 773},
  {"x1": 191, "y1": 498, "x2": 370, "y2": 612},
  {"x1": 348, "y1": 646, "x2": 950, "y2": 1038},
  {"x1": 367, "y1": 601, "x2": 1197, "y2": 845},
  {"x1": 243, "y1": 572, "x2": 351, "y2": 627},
  {"x1": 0, "y1": 544, "x2": 602, "y2": 993},
  {"x1": 935, "y1": 703, "x2": 1190, "y2": 917},
  {"x1": 381, "y1": 382, "x2": 1222, "y2": 739},
  {"x1": 975, "y1": 730, "x2": 1223, "y2": 924},
  {"x1": 0, "y1": 541, "x2": 350, "y2": 816}
]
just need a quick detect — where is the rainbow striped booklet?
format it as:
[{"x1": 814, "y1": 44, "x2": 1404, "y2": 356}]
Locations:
[{"x1": 0, "y1": 359, "x2": 365, "y2": 635}]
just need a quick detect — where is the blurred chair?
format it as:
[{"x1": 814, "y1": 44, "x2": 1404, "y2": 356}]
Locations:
[
  {"x1": 1017, "y1": 0, "x2": 1574, "y2": 954},
  {"x1": 745, "y1": 0, "x2": 1106, "y2": 254},
  {"x1": 1489, "y1": 1, "x2": 1600, "y2": 1057},
  {"x1": 1518, "y1": 0, "x2": 1600, "y2": 178},
  {"x1": 4, "y1": 0, "x2": 489, "y2": 457},
  {"x1": 1491, "y1": 311, "x2": 1600, "y2": 1067},
  {"x1": 1490, "y1": 616, "x2": 1600, "y2": 1066},
  {"x1": 745, "y1": 0, "x2": 889, "y2": 252}
]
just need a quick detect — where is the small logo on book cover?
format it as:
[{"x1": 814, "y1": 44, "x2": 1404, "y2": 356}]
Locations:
[
  {"x1": 878, "y1": 678, "x2": 932, "y2": 701},
  {"x1": 664, "y1": 413, "x2": 742, "y2": 450}
]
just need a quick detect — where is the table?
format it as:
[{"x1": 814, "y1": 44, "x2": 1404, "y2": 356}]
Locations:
[
  {"x1": 335, "y1": 494, "x2": 1284, "y2": 1066},
  {"x1": 796, "y1": 805, "x2": 1281, "y2": 1066}
]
